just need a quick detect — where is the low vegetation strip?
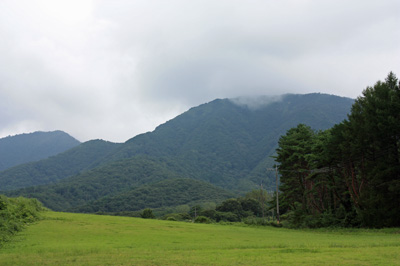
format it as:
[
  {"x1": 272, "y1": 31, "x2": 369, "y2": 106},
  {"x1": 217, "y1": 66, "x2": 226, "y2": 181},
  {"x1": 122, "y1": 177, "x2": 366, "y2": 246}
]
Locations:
[
  {"x1": 0, "y1": 195, "x2": 44, "y2": 246},
  {"x1": 1, "y1": 212, "x2": 399, "y2": 265}
]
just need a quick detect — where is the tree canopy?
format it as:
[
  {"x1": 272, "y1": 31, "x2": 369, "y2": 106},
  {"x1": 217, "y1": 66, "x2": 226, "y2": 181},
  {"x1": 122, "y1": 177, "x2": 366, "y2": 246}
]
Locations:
[{"x1": 275, "y1": 72, "x2": 400, "y2": 228}]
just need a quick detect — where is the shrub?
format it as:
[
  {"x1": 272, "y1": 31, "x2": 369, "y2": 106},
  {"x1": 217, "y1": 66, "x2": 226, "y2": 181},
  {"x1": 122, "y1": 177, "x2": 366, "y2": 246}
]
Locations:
[
  {"x1": 162, "y1": 213, "x2": 191, "y2": 221},
  {"x1": 194, "y1": 216, "x2": 211, "y2": 224},
  {"x1": 199, "y1": 209, "x2": 216, "y2": 220},
  {"x1": 140, "y1": 208, "x2": 155, "y2": 219},
  {"x1": 0, "y1": 195, "x2": 45, "y2": 246},
  {"x1": 215, "y1": 211, "x2": 240, "y2": 222}
]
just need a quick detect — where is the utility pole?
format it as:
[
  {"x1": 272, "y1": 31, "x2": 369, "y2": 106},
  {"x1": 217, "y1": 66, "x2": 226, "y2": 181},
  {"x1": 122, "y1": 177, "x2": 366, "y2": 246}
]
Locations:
[
  {"x1": 260, "y1": 181, "x2": 265, "y2": 219},
  {"x1": 267, "y1": 166, "x2": 280, "y2": 223},
  {"x1": 266, "y1": 165, "x2": 329, "y2": 223},
  {"x1": 275, "y1": 165, "x2": 280, "y2": 224}
]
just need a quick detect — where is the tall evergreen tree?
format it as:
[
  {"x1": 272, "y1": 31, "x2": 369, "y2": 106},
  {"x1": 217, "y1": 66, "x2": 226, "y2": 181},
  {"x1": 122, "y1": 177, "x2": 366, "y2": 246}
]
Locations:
[
  {"x1": 344, "y1": 72, "x2": 400, "y2": 227},
  {"x1": 276, "y1": 72, "x2": 400, "y2": 227},
  {"x1": 275, "y1": 124, "x2": 315, "y2": 214}
]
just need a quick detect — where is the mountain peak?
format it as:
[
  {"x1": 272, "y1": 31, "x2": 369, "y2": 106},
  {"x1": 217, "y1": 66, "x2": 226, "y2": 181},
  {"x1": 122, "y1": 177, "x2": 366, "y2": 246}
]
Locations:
[{"x1": 0, "y1": 130, "x2": 80, "y2": 171}]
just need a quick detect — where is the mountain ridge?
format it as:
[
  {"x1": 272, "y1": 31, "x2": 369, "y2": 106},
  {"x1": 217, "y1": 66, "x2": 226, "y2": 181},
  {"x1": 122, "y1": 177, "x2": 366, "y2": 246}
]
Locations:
[
  {"x1": 1, "y1": 93, "x2": 354, "y2": 212},
  {"x1": 0, "y1": 130, "x2": 80, "y2": 172}
]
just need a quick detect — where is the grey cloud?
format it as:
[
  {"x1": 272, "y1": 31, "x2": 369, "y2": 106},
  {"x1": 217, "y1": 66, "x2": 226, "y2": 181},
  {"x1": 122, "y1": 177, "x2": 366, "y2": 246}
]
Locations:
[
  {"x1": 229, "y1": 95, "x2": 283, "y2": 110},
  {"x1": 0, "y1": 0, "x2": 399, "y2": 142}
]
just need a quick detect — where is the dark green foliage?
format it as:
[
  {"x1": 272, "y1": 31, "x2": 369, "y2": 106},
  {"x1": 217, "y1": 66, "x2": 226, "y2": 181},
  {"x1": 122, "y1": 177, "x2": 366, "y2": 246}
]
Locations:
[
  {"x1": 3, "y1": 94, "x2": 352, "y2": 191},
  {"x1": 275, "y1": 124, "x2": 316, "y2": 215},
  {"x1": 194, "y1": 216, "x2": 210, "y2": 223},
  {"x1": 0, "y1": 140, "x2": 120, "y2": 191},
  {"x1": 215, "y1": 211, "x2": 241, "y2": 222},
  {"x1": 216, "y1": 198, "x2": 243, "y2": 215},
  {"x1": 212, "y1": 194, "x2": 271, "y2": 222},
  {"x1": 71, "y1": 178, "x2": 235, "y2": 213},
  {"x1": 162, "y1": 212, "x2": 191, "y2": 221},
  {"x1": 240, "y1": 198, "x2": 261, "y2": 216},
  {"x1": 140, "y1": 209, "x2": 155, "y2": 219},
  {"x1": 338, "y1": 72, "x2": 400, "y2": 227},
  {"x1": 275, "y1": 124, "x2": 364, "y2": 228},
  {"x1": 6, "y1": 156, "x2": 182, "y2": 211},
  {"x1": 0, "y1": 131, "x2": 80, "y2": 172},
  {"x1": 0, "y1": 195, "x2": 45, "y2": 246},
  {"x1": 114, "y1": 94, "x2": 352, "y2": 191},
  {"x1": 3, "y1": 94, "x2": 352, "y2": 213},
  {"x1": 189, "y1": 205, "x2": 202, "y2": 219},
  {"x1": 276, "y1": 72, "x2": 400, "y2": 228},
  {"x1": 244, "y1": 189, "x2": 270, "y2": 217},
  {"x1": 198, "y1": 209, "x2": 217, "y2": 220}
]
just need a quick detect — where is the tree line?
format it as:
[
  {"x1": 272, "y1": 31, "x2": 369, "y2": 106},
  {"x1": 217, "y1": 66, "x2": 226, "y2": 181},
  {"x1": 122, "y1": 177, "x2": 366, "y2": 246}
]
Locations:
[
  {"x1": 275, "y1": 72, "x2": 400, "y2": 228},
  {"x1": 158, "y1": 189, "x2": 279, "y2": 226}
]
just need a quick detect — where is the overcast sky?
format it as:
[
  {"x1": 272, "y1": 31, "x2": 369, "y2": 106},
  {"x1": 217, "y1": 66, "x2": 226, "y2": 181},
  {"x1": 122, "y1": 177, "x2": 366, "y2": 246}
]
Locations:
[{"x1": 0, "y1": 0, "x2": 399, "y2": 142}]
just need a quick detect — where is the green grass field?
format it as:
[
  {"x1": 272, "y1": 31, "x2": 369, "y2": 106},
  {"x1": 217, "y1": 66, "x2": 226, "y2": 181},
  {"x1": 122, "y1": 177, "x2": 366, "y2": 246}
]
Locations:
[{"x1": 1, "y1": 211, "x2": 399, "y2": 265}]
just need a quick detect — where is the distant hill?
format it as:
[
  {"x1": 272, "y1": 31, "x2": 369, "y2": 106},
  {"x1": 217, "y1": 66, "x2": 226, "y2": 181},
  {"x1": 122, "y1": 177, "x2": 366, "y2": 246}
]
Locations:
[
  {"x1": 0, "y1": 131, "x2": 80, "y2": 172},
  {"x1": 73, "y1": 178, "x2": 236, "y2": 213},
  {"x1": 0, "y1": 139, "x2": 120, "y2": 191},
  {"x1": 2, "y1": 93, "x2": 354, "y2": 212},
  {"x1": 6, "y1": 156, "x2": 186, "y2": 210}
]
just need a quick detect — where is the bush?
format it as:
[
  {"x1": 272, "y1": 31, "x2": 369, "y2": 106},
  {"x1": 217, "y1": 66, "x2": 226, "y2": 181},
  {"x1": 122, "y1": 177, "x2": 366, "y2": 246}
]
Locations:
[
  {"x1": 140, "y1": 208, "x2": 155, "y2": 219},
  {"x1": 216, "y1": 199, "x2": 242, "y2": 215},
  {"x1": 199, "y1": 209, "x2": 217, "y2": 220},
  {"x1": 162, "y1": 213, "x2": 191, "y2": 221},
  {"x1": 0, "y1": 195, "x2": 45, "y2": 246},
  {"x1": 194, "y1": 216, "x2": 211, "y2": 224},
  {"x1": 215, "y1": 211, "x2": 240, "y2": 222},
  {"x1": 285, "y1": 207, "x2": 356, "y2": 229}
]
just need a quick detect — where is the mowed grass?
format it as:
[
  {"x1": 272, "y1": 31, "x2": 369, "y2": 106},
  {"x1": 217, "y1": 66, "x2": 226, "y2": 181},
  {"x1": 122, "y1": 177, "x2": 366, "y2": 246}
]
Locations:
[{"x1": 1, "y1": 212, "x2": 399, "y2": 265}]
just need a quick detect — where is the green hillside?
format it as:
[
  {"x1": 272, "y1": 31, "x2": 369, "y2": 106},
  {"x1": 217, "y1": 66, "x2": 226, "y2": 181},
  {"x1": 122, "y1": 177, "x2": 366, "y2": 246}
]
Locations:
[
  {"x1": 0, "y1": 131, "x2": 80, "y2": 172},
  {"x1": 109, "y1": 93, "x2": 353, "y2": 190},
  {"x1": 6, "y1": 156, "x2": 184, "y2": 210},
  {"x1": 2, "y1": 93, "x2": 354, "y2": 212},
  {"x1": 0, "y1": 140, "x2": 120, "y2": 191},
  {"x1": 73, "y1": 178, "x2": 235, "y2": 213}
]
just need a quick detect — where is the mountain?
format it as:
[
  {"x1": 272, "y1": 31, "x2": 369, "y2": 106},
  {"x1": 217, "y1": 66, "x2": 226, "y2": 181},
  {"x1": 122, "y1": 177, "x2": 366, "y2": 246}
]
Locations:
[
  {"x1": 6, "y1": 156, "x2": 183, "y2": 210},
  {"x1": 2, "y1": 93, "x2": 354, "y2": 212},
  {"x1": 0, "y1": 139, "x2": 120, "y2": 191},
  {"x1": 106, "y1": 93, "x2": 354, "y2": 190},
  {"x1": 0, "y1": 131, "x2": 80, "y2": 172}
]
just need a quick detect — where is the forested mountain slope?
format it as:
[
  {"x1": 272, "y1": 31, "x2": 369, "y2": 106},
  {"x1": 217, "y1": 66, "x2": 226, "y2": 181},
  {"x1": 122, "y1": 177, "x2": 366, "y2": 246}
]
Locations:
[
  {"x1": 6, "y1": 156, "x2": 188, "y2": 210},
  {"x1": 0, "y1": 131, "x2": 80, "y2": 171},
  {"x1": 71, "y1": 178, "x2": 235, "y2": 213},
  {"x1": 0, "y1": 139, "x2": 120, "y2": 190},
  {"x1": 3, "y1": 93, "x2": 354, "y2": 212},
  {"x1": 107, "y1": 93, "x2": 354, "y2": 190}
]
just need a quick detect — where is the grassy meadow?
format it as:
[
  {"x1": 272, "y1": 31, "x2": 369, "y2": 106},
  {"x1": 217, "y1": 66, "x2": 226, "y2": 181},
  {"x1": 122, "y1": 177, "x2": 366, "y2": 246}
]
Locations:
[{"x1": 0, "y1": 211, "x2": 399, "y2": 265}]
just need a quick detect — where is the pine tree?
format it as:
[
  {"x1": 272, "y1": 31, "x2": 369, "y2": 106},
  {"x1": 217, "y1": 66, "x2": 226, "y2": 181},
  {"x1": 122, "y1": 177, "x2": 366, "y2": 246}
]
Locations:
[{"x1": 276, "y1": 72, "x2": 400, "y2": 227}]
